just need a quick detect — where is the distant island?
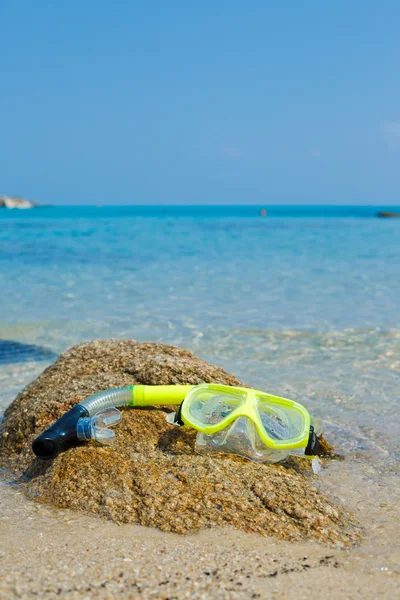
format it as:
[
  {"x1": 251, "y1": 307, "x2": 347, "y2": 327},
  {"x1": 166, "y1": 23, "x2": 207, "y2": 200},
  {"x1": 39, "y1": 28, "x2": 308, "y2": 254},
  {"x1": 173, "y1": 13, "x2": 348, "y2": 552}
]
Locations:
[{"x1": 0, "y1": 194, "x2": 37, "y2": 209}]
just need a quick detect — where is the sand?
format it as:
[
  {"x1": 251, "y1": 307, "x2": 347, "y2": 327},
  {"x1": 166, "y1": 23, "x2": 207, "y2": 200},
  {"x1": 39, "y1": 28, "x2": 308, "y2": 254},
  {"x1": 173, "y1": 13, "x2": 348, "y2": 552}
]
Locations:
[{"x1": 0, "y1": 467, "x2": 398, "y2": 600}]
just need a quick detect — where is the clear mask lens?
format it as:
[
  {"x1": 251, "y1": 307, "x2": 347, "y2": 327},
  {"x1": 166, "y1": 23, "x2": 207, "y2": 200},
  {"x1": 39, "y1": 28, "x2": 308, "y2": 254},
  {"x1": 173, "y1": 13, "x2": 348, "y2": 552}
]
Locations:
[
  {"x1": 257, "y1": 397, "x2": 305, "y2": 442},
  {"x1": 188, "y1": 388, "x2": 245, "y2": 426}
]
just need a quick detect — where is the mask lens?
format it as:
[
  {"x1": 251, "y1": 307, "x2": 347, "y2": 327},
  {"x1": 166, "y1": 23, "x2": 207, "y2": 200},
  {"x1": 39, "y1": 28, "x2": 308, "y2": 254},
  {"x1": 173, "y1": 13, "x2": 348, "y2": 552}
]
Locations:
[
  {"x1": 187, "y1": 388, "x2": 245, "y2": 426},
  {"x1": 257, "y1": 397, "x2": 305, "y2": 441}
]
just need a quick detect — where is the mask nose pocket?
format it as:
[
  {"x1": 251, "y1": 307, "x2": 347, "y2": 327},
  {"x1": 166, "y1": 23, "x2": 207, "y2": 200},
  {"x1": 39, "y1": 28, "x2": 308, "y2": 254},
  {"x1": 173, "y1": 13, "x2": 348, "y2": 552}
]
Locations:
[{"x1": 195, "y1": 416, "x2": 291, "y2": 464}]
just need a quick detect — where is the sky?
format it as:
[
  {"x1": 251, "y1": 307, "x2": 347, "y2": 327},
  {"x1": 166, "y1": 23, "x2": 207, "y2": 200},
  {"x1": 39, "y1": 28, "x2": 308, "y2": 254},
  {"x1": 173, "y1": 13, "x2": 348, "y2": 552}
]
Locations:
[{"x1": 1, "y1": 1, "x2": 400, "y2": 205}]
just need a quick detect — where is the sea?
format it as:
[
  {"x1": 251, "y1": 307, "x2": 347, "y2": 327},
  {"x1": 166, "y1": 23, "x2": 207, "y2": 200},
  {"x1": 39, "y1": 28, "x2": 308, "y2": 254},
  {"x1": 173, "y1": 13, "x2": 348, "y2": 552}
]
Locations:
[{"x1": 0, "y1": 205, "x2": 399, "y2": 563}]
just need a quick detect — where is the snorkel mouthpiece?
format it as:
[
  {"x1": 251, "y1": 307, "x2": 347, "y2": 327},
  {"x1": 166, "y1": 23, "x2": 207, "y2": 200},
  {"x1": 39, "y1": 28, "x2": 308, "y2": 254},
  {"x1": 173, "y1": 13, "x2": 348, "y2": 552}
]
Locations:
[
  {"x1": 32, "y1": 407, "x2": 122, "y2": 459},
  {"x1": 76, "y1": 408, "x2": 121, "y2": 444},
  {"x1": 32, "y1": 386, "x2": 133, "y2": 459},
  {"x1": 32, "y1": 407, "x2": 124, "y2": 459},
  {"x1": 32, "y1": 404, "x2": 89, "y2": 459}
]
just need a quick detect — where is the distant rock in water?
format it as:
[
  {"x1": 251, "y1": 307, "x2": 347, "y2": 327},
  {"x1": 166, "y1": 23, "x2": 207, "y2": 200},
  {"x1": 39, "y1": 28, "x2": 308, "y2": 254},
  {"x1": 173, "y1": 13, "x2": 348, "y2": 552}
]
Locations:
[
  {"x1": 0, "y1": 340, "x2": 56, "y2": 365},
  {"x1": 377, "y1": 211, "x2": 400, "y2": 218},
  {"x1": 0, "y1": 195, "x2": 37, "y2": 209},
  {"x1": 0, "y1": 339, "x2": 360, "y2": 544}
]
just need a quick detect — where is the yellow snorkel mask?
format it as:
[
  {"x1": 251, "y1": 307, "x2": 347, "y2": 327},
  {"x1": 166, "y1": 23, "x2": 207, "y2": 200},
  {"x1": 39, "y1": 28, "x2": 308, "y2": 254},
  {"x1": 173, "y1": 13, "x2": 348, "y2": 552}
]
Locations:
[
  {"x1": 32, "y1": 384, "x2": 322, "y2": 466},
  {"x1": 167, "y1": 384, "x2": 322, "y2": 464}
]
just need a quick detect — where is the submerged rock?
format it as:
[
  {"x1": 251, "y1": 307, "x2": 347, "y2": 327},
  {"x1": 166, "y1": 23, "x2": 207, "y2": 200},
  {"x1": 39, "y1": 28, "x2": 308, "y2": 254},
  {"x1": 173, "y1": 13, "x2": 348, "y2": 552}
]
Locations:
[
  {"x1": 377, "y1": 211, "x2": 400, "y2": 218},
  {"x1": 0, "y1": 340, "x2": 360, "y2": 543},
  {"x1": 0, "y1": 340, "x2": 56, "y2": 365}
]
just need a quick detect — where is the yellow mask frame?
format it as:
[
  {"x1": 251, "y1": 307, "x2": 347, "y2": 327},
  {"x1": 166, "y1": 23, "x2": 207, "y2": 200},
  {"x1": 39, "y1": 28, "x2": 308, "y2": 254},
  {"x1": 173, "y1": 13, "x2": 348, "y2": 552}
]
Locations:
[{"x1": 178, "y1": 384, "x2": 312, "y2": 451}]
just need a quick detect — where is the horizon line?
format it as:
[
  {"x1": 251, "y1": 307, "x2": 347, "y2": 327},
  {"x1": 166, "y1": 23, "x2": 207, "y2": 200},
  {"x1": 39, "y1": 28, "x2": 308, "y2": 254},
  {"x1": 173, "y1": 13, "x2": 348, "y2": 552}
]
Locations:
[{"x1": 15, "y1": 203, "x2": 400, "y2": 208}]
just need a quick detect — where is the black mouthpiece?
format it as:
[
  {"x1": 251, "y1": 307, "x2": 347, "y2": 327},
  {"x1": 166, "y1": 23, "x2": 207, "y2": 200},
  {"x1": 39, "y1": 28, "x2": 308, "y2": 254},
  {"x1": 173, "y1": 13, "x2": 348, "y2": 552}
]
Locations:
[{"x1": 32, "y1": 404, "x2": 89, "y2": 459}]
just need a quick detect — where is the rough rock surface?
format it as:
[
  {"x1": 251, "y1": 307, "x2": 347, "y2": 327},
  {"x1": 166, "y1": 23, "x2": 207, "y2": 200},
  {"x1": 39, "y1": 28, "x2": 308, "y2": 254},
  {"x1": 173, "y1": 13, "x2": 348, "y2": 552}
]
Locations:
[{"x1": 0, "y1": 340, "x2": 360, "y2": 543}]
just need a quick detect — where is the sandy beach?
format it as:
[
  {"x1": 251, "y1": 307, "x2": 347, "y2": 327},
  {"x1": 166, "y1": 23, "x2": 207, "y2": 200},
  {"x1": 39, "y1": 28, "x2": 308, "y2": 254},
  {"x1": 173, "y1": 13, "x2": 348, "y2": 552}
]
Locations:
[{"x1": 1, "y1": 454, "x2": 399, "y2": 600}]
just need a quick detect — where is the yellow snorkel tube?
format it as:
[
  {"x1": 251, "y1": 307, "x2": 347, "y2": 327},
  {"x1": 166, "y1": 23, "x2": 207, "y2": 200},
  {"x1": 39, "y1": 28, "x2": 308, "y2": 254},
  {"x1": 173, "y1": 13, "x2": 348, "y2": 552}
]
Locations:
[{"x1": 32, "y1": 384, "x2": 322, "y2": 465}]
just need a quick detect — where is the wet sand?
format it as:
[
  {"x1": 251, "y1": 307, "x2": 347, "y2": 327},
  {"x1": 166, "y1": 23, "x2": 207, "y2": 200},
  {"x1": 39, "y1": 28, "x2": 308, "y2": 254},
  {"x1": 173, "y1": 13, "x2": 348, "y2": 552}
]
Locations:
[{"x1": 1, "y1": 458, "x2": 398, "y2": 600}]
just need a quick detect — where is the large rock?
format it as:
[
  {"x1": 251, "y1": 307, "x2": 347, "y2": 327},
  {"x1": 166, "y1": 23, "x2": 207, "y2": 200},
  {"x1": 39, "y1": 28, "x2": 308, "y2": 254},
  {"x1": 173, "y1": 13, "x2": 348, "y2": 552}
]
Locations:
[
  {"x1": 0, "y1": 194, "x2": 36, "y2": 209},
  {"x1": 0, "y1": 340, "x2": 360, "y2": 543}
]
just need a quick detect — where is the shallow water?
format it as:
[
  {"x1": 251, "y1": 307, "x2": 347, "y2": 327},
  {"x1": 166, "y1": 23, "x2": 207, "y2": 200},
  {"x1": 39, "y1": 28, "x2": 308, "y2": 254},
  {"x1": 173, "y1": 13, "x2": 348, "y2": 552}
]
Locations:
[{"x1": 0, "y1": 206, "x2": 399, "y2": 570}]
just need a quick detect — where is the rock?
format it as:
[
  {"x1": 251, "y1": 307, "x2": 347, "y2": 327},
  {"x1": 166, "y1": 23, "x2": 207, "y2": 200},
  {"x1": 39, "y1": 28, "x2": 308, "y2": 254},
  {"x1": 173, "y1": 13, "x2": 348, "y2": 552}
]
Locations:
[
  {"x1": 0, "y1": 340, "x2": 360, "y2": 543},
  {"x1": 377, "y1": 211, "x2": 400, "y2": 218},
  {"x1": 0, "y1": 194, "x2": 36, "y2": 209}
]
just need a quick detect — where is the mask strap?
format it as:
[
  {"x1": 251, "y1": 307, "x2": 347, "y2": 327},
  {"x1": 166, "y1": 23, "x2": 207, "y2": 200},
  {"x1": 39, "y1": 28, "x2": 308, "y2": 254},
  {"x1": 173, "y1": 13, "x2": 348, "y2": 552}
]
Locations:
[
  {"x1": 305, "y1": 425, "x2": 320, "y2": 456},
  {"x1": 172, "y1": 401, "x2": 185, "y2": 426}
]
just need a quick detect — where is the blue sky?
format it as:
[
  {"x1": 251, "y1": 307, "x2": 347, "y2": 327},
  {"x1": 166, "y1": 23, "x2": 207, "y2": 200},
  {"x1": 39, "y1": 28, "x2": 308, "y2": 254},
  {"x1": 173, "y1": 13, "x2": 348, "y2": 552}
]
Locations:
[{"x1": 1, "y1": 1, "x2": 400, "y2": 205}]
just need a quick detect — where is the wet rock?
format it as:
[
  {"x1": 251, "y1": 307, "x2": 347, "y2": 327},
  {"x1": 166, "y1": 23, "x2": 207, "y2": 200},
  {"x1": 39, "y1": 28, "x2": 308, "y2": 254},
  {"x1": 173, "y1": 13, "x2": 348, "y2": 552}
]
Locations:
[
  {"x1": 0, "y1": 340, "x2": 56, "y2": 365},
  {"x1": 0, "y1": 340, "x2": 360, "y2": 543}
]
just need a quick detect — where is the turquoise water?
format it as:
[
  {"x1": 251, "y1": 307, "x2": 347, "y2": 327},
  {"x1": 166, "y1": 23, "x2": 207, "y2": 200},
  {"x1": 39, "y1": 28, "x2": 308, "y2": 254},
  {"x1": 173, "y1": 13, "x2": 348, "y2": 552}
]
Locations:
[{"x1": 0, "y1": 206, "x2": 399, "y2": 462}]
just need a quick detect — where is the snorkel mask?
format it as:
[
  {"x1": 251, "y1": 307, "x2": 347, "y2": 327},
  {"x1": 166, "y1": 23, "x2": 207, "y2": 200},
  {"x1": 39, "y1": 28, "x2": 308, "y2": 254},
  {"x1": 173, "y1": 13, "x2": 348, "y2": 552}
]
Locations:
[
  {"x1": 168, "y1": 384, "x2": 322, "y2": 464},
  {"x1": 32, "y1": 384, "x2": 322, "y2": 467}
]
